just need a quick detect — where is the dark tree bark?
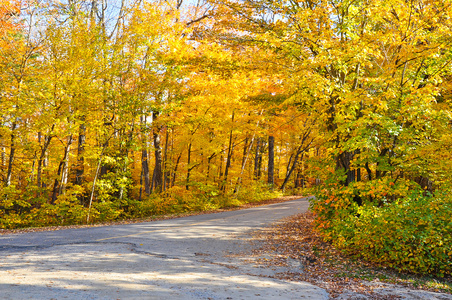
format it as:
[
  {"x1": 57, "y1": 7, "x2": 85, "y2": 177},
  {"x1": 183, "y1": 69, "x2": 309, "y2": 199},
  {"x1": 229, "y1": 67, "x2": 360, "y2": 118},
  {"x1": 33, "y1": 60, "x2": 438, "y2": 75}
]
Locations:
[
  {"x1": 152, "y1": 129, "x2": 163, "y2": 193},
  {"x1": 267, "y1": 135, "x2": 275, "y2": 186},
  {"x1": 186, "y1": 143, "x2": 192, "y2": 190},
  {"x1": 234, "y1": 136, "x2": 255, "y2": 194},
  {"x1": 163, "y1": 129, "x2": 169, "y2": 191},
  {"x1": 140, "y1": 115, "x2": 151, "y2": 196},
  {"x1": 142, "y1": 149, "x2": 151, "y2": 195},
  {"x1": 295, "y1": 169, "x2": 304, "y2": 189},
  {"x1": 37, "y1": 129, "x2": 54, "y2": 190},
  {"x1": 281, "y1": 152, "x2": 303, "y2": 191},
  {"x1": 221, "y1": 113, "x2": 235, "y2": 192},
  {"x1": 254, "y1": 138, "x2": 261, "y2": 179},
  {"x1": 171, "y1": 151, "x2": 183, "y2": 187},
  {"x1": 51, "y1": 135, "x2": 73, "y2": 204},
  {"x1": 336, "y1": 151, "x2": 355, "y2": 186},
  {"x1": 75, "y1": 122, "x2": 86, "y2": 187}
]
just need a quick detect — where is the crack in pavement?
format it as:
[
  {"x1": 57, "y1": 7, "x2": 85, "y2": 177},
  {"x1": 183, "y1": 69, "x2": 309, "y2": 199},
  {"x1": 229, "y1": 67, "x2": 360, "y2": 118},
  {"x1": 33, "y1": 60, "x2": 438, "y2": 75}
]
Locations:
[{"x1": 0, "y1": 198, "x2": 331, "y2": 299}]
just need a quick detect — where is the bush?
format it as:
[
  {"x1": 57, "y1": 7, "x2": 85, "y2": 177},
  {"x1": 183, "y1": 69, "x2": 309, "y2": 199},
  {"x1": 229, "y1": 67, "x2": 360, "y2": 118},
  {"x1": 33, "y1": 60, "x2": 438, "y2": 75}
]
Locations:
[
  {"x1": 235, "y1": 181, "x2": 282, "y2": 204},
  {"x1": 312, "y1": 188, "x2": 452, "y2": 277},
  {"x1": 351, "y1": 192, "x2": 452, "y2": 276}
]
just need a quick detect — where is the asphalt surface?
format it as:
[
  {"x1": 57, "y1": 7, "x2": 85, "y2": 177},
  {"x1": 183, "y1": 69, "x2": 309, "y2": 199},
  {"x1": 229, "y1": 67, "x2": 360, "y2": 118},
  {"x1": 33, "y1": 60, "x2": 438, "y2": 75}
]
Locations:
[{"x1": 0, "y1": 197, "x2": 330, "y2": 299}]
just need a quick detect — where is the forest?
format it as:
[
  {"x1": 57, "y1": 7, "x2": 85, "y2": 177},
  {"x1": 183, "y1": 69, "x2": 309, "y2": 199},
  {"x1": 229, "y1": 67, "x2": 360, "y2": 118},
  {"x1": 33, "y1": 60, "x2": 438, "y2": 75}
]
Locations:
[{"x1": 1, "y1": 0, "x2": 451, "y2": 276}]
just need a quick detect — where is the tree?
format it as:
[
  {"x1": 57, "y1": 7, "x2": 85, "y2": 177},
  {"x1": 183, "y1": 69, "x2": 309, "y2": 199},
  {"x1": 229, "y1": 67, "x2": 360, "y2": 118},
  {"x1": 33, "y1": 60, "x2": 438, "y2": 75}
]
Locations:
[{"x1": 212, "y1": 0, "x2": 452, "y2": 201}]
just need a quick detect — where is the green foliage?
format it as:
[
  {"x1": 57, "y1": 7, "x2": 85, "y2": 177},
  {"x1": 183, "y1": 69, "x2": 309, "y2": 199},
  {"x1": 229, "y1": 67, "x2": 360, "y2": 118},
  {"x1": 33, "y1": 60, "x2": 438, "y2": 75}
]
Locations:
[
  {"x1": 235, "y1": 181, "x2": 283, "y2": 204},
  {"x1": 312, "y1": 189, "x2": 452, "y2": 277},
  {"x1": 351, "y1": 191, "x2": 452, "y2": 277}
]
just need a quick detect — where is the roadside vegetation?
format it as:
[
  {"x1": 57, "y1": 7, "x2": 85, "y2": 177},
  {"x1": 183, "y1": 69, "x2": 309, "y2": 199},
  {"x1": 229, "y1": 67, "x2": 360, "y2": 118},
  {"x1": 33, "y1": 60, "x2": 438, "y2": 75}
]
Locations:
[
  {"x1": 250, "y1": 210, "x2": 452, "y2": 299},
  {"x1": 312, "y1": 186, "x2": 452, "y2": 277},
  {"x1": 0, "y1": 182, "x2": 282, "y2": 229}
]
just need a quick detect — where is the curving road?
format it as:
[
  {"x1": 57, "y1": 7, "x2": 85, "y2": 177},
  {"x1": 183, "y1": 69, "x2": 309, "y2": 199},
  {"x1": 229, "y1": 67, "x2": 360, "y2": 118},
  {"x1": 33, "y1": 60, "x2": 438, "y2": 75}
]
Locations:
[{"x1": 0, "y1": 197, "x2": 329, "y2": 300}]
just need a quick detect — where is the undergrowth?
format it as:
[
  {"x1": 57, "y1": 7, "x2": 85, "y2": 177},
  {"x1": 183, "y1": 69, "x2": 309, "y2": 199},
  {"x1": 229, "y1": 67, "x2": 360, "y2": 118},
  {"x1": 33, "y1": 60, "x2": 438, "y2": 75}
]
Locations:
[
  {"x1": 311, "y1": 183, "x2": 452, "y2": 278},
  {"x1": 0, "y1": 182, "x2": 283, "y2": 229}
]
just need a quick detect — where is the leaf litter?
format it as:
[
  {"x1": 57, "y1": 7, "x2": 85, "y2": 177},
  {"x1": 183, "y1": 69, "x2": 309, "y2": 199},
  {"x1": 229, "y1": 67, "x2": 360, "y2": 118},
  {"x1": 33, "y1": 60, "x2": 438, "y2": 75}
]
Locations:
[{"x1": 245, "y1": 211, "x2": 452, "y2": 299}]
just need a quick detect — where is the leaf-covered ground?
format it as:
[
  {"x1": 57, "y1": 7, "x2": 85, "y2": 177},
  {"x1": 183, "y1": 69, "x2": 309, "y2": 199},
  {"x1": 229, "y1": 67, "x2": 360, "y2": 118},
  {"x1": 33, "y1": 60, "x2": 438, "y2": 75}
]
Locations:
[{"x1": 246, "y1": 212, "x2": 452, "y2": 299}]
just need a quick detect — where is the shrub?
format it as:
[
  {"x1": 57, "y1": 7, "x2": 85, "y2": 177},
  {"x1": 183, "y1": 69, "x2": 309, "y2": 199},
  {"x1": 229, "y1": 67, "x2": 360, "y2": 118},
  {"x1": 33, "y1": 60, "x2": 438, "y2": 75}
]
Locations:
[
  {"x1": 235, "y1": 181, "x2": 282, "y2": 204},
  {"x1": 312, "y1": 188, "x2": 452, "y2": 277},
  {"x1": 351, "y1": 191, "x2": 452, "y2": 276}
]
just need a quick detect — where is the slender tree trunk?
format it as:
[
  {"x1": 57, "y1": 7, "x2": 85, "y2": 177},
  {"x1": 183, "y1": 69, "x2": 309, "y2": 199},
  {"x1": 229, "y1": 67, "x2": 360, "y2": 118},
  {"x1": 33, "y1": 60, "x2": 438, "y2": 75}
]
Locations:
[
  {"x1": 75, "y1": 122, "x2": 86, "y2": 186},
  {"x1": 51, "y1": 135, "x2": 73, "y2": 204},
  {"x1": 142, "y1": 149, "x2": 151, "y2": 194},
  {"x1": 365, "y1": 162, "x2": 372, "y2": 181},
  {"x1": 222, "y1": 113, "x2": 235, "y2": 192},
  {"x1": 140, "y1": 116, "x2": 151, "y2": 195},
  {"x1": 206, "y1": 153, "x2": 213, "y2": 183},
  {"x1": 118, "y1": 123, "x2": 134, "y2": 201},
  {"x1": 5, "y1": 121, "x2": 17, "y2": 187},
  {"x1": 163, "y1": 129, "x2": 169, "y2": 191},
  {"x1": 281, "y1": 152, "x2": 303, "y2": 191},
  {"x1": 218, "y1": 148, "x2": 224, "y2": 184},
  {"x1": 29, "y1": 154, "x2": 36, "y2": 183},
  {"x1": 267, "y1": 135, "x2": 275, "y2": 187},
  {"x1": 37, "y1": 131, "x2": 53, "y2": 190},
  {"x1": 171, "y1": 151, "x2": 183, "y2": 187},
  {"x1": 234, "y1": 135, "x2": 255, "y2": 194},
  {"x1": 152, "y1": 129, "x2": 163, "y2": 193},
  {"x1": 184, "y1": 126, "x2": 202, "y2": 190},
  {"x1": 1, "y1": 140, "x2": 5, "y2": 169},
  {"x1": 139, "y1": 168, "x2": 143, "y2": 201},
  {"x1": 257, "y1": 141, "x2": 265, "y2": 180},
  {"x1": 186, "y1": 143, "x2": 192, "y2": 190},
  {"x1": 286, "y1": 153, "x2": 294, "y2": 178},
  {"x1": 254, "y1": 138, "x2": 261, "y2": 179},
  {"x1": 87, "y1": 158, "x2": 102, "y2": 223},
  {"x1": 59, "y1": 136, "x2": 73, "y2": 194}
]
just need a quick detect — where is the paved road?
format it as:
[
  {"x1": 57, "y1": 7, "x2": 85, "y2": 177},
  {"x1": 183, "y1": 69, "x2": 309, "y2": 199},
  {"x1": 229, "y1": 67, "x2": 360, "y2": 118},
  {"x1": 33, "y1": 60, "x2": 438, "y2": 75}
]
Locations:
[{"x1": 0, "y1": 197, "x2": 329, "y2": 300}]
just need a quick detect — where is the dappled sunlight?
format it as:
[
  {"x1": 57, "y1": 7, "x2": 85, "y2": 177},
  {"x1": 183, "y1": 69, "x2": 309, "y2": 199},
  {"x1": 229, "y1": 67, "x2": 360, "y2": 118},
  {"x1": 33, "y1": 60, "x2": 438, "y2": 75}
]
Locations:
[
  {"x1": 0, "y1": 199, "x2": 327, "y2": 299},
  {"x1": 0, "y1": 243, "x2": 327, "y2": 299}
]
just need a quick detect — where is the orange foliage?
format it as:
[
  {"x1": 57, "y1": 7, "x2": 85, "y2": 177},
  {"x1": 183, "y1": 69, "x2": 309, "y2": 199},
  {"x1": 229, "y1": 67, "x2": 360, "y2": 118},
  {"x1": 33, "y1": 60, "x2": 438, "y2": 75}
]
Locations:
[{"x1": 0, "y1": 0, "x2": 20, "y2": 35}]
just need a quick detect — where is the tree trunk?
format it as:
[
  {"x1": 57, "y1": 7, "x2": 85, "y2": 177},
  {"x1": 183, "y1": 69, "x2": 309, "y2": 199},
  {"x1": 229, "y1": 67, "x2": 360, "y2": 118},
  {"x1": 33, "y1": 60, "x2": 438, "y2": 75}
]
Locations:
[
  {"x1": 171, "y1": 151, "x2": 183, "y2": 187},
  {"x1": 295, "y1": 168, "x2": 304, "y2": 189},
  {"x1": 267, "y1": 135, "x2": 275, "y2": 187},
  {"x1": 336, "y1": 150, "x2": 355, "y2": 186},
  {"x1": 142, "y1": 149, "x2": 151, "y2": 195},
  {"x1": 118, "y1": 123, "x2": 135, "y2": 201},
  {"x1": 152, "y1": 129, "x2": 163, "y2": 193},
  {"x1": 163, "y1": 129, "x2": 169, "y2": 192},
  {"x1": 37, "y1": 131, "x2": 53, "y2": 190},
  {"x1": 222, "y1": 114, "x2": 235, "y2": 192},
  {"x1": 140, "y1": 115, "x2": 151, "y2": 195},
  {"x1": 186, "y1": 143, "x2": 192, "y2": 190},
  {"x1": 51, "y1": 135, "x2": 73, "y2": 204},
  {"x1": 139, "y1": 168, "x2": 143, "y2": 201},
  {"x1": 254, "y1": 138, "x2": 261, "y2": 179},
  {"x1": 234, "y1": 136, "x2": 255, "y2": 194},
  {"x1": 218, "y1": 148, "x2": 224, "y2": 183},
  {"x1": 5, "y1": 121, "x2": 17, "y2": 187},
  {"x1": 1, "y1": 141, "x2": 5, "y2": 168},
  {"x1": 281, "y1": 152, "x2": 303, "y2": 191},
  {"x1": 75, "y1": 122, "x2": 86, "y2": 186},
  {"x1": 206, "y1": 153, "x2": 214, "y2": 183}
]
